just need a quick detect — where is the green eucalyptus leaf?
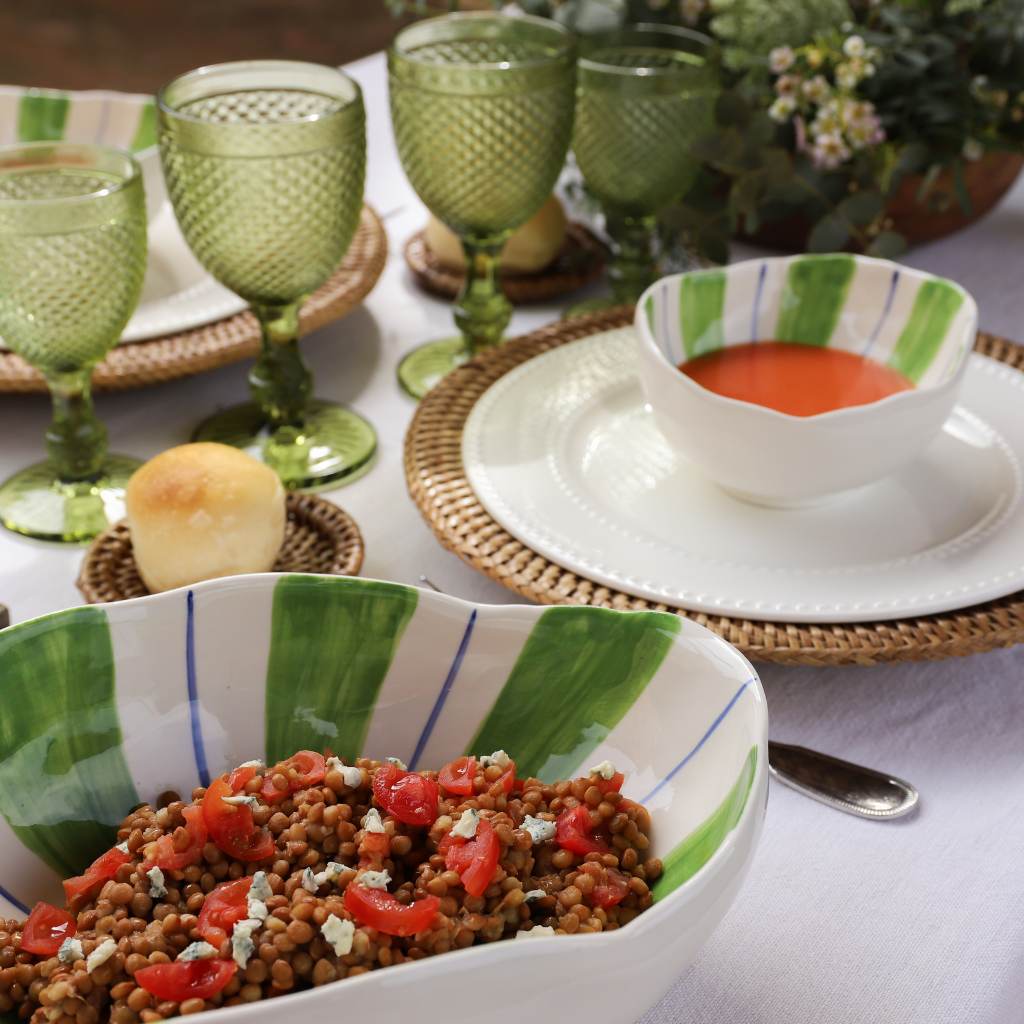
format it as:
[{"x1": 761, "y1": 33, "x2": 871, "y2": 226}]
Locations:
[
  {"x1": 867, "y1": 231, "x2": 908, "y2": 259},
  {"x1": 952, "y1": 158, "x2": 974, "y2": 214},
  {"x1": 807, "y1": 214, "x2": 850, "y2": 253},
  {"x1": 837, "y1": 191, "x2": 885, "y2": 227}
]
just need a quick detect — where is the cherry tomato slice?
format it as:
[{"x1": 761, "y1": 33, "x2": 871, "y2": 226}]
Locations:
[
  {"x1": 203, "y1": 777, "x2": 275, "y2": 863},
  {"x1": 592, "y1": 867, "x2": 630, "y2": 908},
  {"x1": 196, "y1": 876, "x2": 254, "y2": 948},
  {"x1": 20, "y1": 902, "x2": 76, "y2": 956},
  {"x1": 497, "y1": 762, "x2": 517, "y2": 795},
  {"x1": 593, "y1": 772, "x2": 624, "y2": 796},
  {"x1": 343, "y1": 885, "x2": 440, "y2": 937},
  {"x1": 555, "y1": 805, "x2": 608, "y2": 857},
  {"x1": 372, "y1": 764, "x2": 439, "y2": 827},
  {"x1": 135, "y1": 959, "x2": 236, "y2": 1001},
  {"x1": 438, "y1": 756, "x2": 476, "y2": 796},
  {"x1": 439, "y1": 818, "x2": 500, "y2": 898},
  {"x1": 260, "y1": 751, "x2": 326, "y2": 805},
  {"x1": 227, "y1": 764, "x2": 259, "y2": 792},
  {"x1": 63, "y1": 845, "x2": 132, "y2": 903},
  {"x1": 143, "y1": 804, "x2": 208, "y2": 872}
]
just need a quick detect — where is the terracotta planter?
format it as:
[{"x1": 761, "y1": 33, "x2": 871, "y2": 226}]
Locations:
[{"x1": 745, "y1": 150, "x2": 1024, "y2": 252}]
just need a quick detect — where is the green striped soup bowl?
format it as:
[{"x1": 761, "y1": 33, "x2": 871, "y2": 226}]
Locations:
[
  {"x1": 0, "y1": 574, "x2": 766, "y2": 1024},
  {"x1": 0, "y1": 85, "x2": 164, "y2": 221},
  {"x1": 636, "y1": 254, "x2": 978, "y2": 506}
]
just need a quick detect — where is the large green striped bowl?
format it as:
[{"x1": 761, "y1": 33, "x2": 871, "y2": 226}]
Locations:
[
  {"x1": 0, "y1": 84, "x2": 164, "y2": 221},
  {"x1": 636, "y1": 254, "x2": 978, "y2": 506},
  {"x1": 0, "y1": 574, "x2": 766, "y2": 1024}
]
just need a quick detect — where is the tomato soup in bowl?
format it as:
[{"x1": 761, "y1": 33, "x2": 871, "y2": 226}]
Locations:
[{"x1": 635, "y1": 255, "x2": 977, "y2": 506}]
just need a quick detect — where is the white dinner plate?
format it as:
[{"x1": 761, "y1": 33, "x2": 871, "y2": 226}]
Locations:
[{"x1": 462, "y1": 326, "x2": 1024, "y2": 623}]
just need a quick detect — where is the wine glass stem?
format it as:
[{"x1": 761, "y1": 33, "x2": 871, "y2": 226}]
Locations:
[
  {"x1": 606, "y1": 211, "x2": 658, "y2": 306},
  {"x1": 454, "y1": 238, "x2": 512, "y2": 356},
  {"x1": 249, "y1": 301, "x2": 313, "y2": 427},
  {"x1": 44, "y1": 368, "x2": 107, "y2": 483}
]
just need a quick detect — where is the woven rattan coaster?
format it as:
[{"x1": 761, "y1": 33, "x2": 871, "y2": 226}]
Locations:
[
  {"x1": 77, "y1": 493, "x2": 364, "y2": 604},
  {"x1": 0, "y1": 205, "x2": 387, "y2": 395},
  {"x1": 405, "y1": 308, "x2": 1024, "y2": 667},
  {"x1": 404, "y1": 222, "x2": 606, "y2": 305}
]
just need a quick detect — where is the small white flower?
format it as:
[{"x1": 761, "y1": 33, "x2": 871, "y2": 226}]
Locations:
[
  {"x1": 774, "y1": 74, "x2": 801, "y2": 98},
  {"x1": 679, "y1": 0, "x2": 705, "y2": 25},
  {"x1": 836, "y1": 61, "x2": 861, "y2": 91},
  {"x1": 769, "y1": 46, "x2": 795, "y2": 74},
  {"x1": 962, "y1": 138, "x2": 984, "y2": 161},
  {"x1": 801, "y1": 75, "x2": 831, "y2": 104},
  {"x1": 811, "y1": 131, "x2": 852, "y2": 170},
  {"x1": 769, "y1": 96, "x2": 797, "y2": 123},
  {"x1": 842, "y1": 34, "x2": 866, "y2": 58}
]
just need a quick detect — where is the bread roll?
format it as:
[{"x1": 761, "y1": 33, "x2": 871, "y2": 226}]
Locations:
[
  {"x1": 424, "y1": 194, "x2": 567, "y2": 275},
  {"x1": 126, "y1": 442, "x2": 286, "y2": 593}
]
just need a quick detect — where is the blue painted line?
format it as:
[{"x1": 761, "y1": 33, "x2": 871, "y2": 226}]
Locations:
[
  {"x1": 750, "y1": 262, "x2": 767, "y2": 341},
  {"x1": 408, "y1": 610, "x2": 477, "y2": 771},
  {"x1": 186, "y1": 590, "x2": 210, "y2": 787},
  {"x1": 863, "y1": 268, "x2": 900, "y2": 355},
  {"x1": 0, "y1": 882, "x2": 29, "y2": 915},
  {"x1": 640, "y1": 677, "x2": 754, "y2": 804}
]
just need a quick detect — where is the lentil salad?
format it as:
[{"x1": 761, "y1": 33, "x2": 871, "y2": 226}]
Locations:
[{"x1": 0, "y1": 750, "x2": 661, "y2": 1023}]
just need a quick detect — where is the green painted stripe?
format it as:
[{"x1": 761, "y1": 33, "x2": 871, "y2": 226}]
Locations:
[
  {"x1": 0, "y1": 607, "x2": 139, "y2": 877},
  {"x1": 264, "y1": 576, "x2": 418, "y2": 763},
  {"x1": 131, "y1": 101, "x2": 157, "y2": 151},
  {"x1": 653, "y1": 745, "x2": 757, "y2": 900},
  {"x1": 467, "y1": 607, "x2": 681, "y2": 781},
  {"x1": 680, "y1": 269, "x2": 726, "y2": 359},
  {"x1": 774, "y1": 254, "x2": 856, "y2": 345},
  {"x1": 644, "y1": 293, "x2": 655, "y2": 335},
  {"x1": 17, "y1": 92, "x2": 70, "y2": 142},
  {"x1": 887, "y1": 279, "x2": 964, "y2": 383}
]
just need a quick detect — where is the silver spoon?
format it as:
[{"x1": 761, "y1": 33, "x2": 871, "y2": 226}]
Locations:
[{"x1": 417, "y1": 575, "x2": 920, "y2": 822}]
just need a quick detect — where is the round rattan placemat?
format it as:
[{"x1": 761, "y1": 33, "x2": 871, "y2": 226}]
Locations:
[
  {"x1": 77, "y1": 492, "x2": 364, "y2": 604},
  {"x1": 405, "y1": 308, "x2": 1024, "y2": 667},
  {"x1": 404, "y1": 222, "x2": 606, "y2": 304},
  {"x1": 0, "y1": 205, "x2": 387, "y2": 395}
]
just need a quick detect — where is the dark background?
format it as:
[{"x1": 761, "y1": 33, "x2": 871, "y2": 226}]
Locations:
[{"x1": 5, "y1": 1, "x2": 412, "y2": 91}]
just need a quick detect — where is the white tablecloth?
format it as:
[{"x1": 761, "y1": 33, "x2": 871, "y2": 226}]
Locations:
[{"x1": 1, "y1": 51, "x2": 1022, "y2": 1024}]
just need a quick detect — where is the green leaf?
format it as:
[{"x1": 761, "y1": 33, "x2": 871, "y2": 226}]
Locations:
[
  {"x1": 715, "y1": 91, "x2": 752, "y2": 127},
  {"x1": 952, "y1": 157, "x2": 973, "y2": 215},
  {"x1": 807, "y1": 214, "x2": 850, "y2": 253},
  {"x1": 745, "y1": 112, "x2": 778, "y2": 148},
  {"x1": 867, "y1": 231, "x2": 908, "y2": 259},
  {"x1": 837, "y1": 191, "x2": 885, "y2": 227}
]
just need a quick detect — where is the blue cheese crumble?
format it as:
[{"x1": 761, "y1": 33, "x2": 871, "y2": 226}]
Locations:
[
  {"x1": 524, "y1": 889, "x2": 547, "y2": 902},
  {"x1": 479, "y1": 750, "x2": 511, "y2": 769},
  {"x1": 86, "y1": 938, "x2": 117, "y2": 973},
  {"x1": 516, "y1": 925, "x2": 557, "y2": 939},
  {"x1": 232, "y1": 919, "x2": 261, "y2": 969},
  {"x1": 221, "y1": 793, "x2": 259, "y2": 810},
  {"x1": 357, "y1": 869, "x2": 391, "y2": 890},
  {"x1": 114, "y1": 841, "x2": 130, "y2": 854},
  {"x1": 57, "y1": 937, "x2": 84, "y2": 965},
  {"x1": 177, "y1": 941, "x2": 219, "y2": 961},
  {"x1": 301, "y1": 867, "x2": 318, "y2": 893},
  {"x1": 147, "y1": 866, "x2": 167, "y2": 899},
  {"x1": 326, "y1": 757, "x2": 363, "y2": 789},
  {"x1": 362, "y1": 808, "x2": 385, "y2": 834},
  {"x1": 521, "y1": 814, "x2": 556, "y2": 844},
  {"x1": 589, "y1": 760, "x2": 617, "y2": 780},
  {"x1": 451, "y1": 808, "x2": 480, "y2": 839},
  {"x1": 321, "y1": 914, "x2": 355, "y2": 957},
  {"x1": 247, "y1": 871, "x2": 272, "y2": 920},
  {"x1": 385, "y1": 756, "x2": 407, "y2": 770},
  {"x1": 314, "y1": 862, "x2": 345, "y2": 888}
]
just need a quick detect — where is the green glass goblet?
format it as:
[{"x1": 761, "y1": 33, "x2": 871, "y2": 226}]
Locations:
[
  {"x1": 570, "y1": 25, "x2": 717, "y2": 313},
  {"x1": 389, "y1": 13, "x2": 576, "y2": 399},
  {"x1": 157, "y1": 60, "x2": 374, "y2": 489},
  {"x1": 0, "y1": 143, "x2": 146, "y2": 542}
]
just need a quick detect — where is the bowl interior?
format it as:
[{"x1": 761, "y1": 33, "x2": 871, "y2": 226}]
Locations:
[
  {"x1": 641, "y1": 254, "x2": 977, "y2": 390},
  {"x1": 0, "y1": 85, "x2": 166, "y2": 221},
  {"x1": 0, "y1": 574, "x2": 765, "y2": 922}
]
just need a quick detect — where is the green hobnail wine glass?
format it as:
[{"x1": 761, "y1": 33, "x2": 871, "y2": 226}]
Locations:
[
  {"x1": 157, "y1": 60, "x2": 375, "y2": 489},
  {"x1": 389, "y1": 13, "x2": 576, "y2": 399},
  {"x1": 0, "y1": 143, "x2": 146, "y2": 542},
  {"x1": 570, "y1": 25, "x2": 717, "y2": 314}
]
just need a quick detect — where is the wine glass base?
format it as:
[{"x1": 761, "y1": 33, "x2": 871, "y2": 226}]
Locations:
[
  {"x1": 0, "y1": 454, "x2": 141, "y2": 543},
  {"x1": 397, "y1": 338, "x2": 473, "y2": 400},
  {"x1": 192, "y1": 399, "x2": 377, "y2": 491}
]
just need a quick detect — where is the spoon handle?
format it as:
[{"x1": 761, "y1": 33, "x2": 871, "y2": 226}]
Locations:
[{"x1": 768, "y1": 741, "x2": 919, "y2": 820}]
